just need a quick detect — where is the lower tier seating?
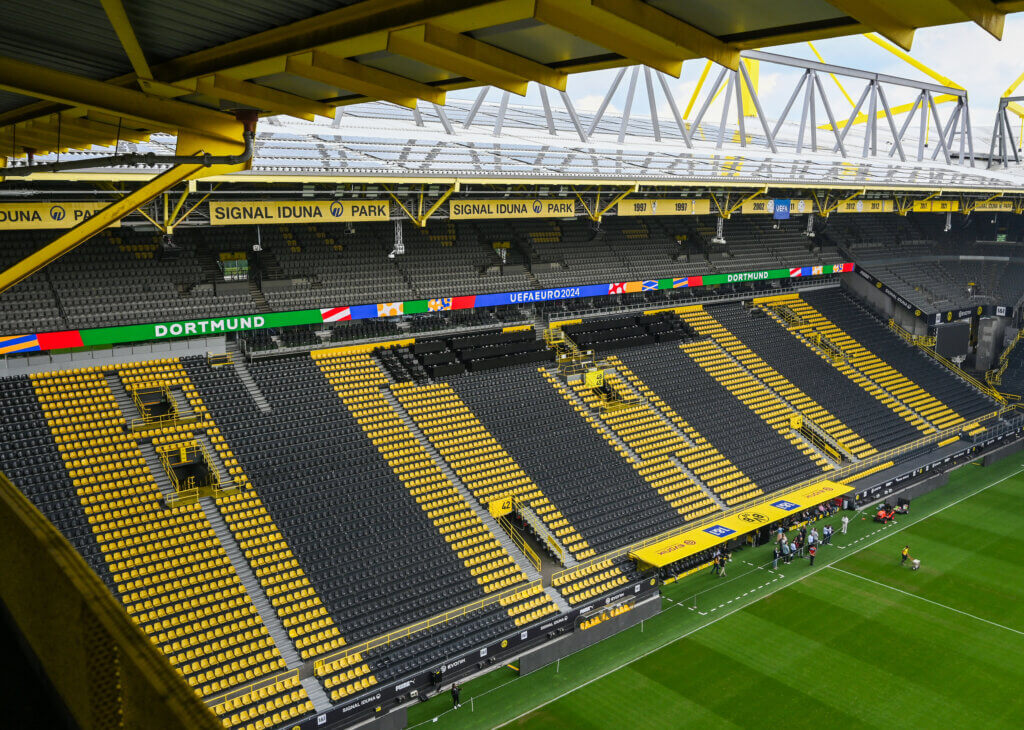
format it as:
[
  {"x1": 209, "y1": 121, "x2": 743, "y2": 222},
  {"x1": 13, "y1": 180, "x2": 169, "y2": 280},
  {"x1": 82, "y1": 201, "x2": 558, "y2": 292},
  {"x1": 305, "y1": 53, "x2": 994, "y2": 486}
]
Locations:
[
  {"x1": 618, "y1": 345, "x2": 823, "y2": 494},
  {"x1": 449, "y1": 363, "x2": 684, "y2": 553}
]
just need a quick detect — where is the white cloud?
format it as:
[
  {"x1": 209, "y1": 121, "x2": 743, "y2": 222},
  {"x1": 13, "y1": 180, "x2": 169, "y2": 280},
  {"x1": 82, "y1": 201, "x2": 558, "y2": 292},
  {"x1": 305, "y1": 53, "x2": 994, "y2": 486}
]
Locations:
[{"x1": 575, "y1": 94, "x2": 620, "y2": 114}]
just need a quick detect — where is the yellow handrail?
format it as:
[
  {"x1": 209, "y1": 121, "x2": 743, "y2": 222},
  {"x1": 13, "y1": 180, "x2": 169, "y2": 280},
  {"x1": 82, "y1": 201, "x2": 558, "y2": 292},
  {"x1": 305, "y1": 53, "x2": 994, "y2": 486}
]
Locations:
[
  {"x1": 987, "y1": 328, "x2": 1022, "y2": 386},
  {"x1": 499, "y1": 514, "x2": 541, "y2": 571},
  {"x1": 311, "y1": 578, "x2": 543, "y2": 672}
]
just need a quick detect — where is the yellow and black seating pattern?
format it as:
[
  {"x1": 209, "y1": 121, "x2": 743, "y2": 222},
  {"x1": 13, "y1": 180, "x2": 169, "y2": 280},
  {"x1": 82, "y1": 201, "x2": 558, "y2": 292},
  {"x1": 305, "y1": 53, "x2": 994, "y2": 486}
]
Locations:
[
  {"x1": 679, "y1": 307, "x2": 877, "y2": 459},
  {"x1": 551, "y1": 558, "x2": 629, "y2": 605},
  {"x1": 30, "y1": 362, "x2": 286, "y2": 701},
  {"x1": 390, "y1": 381, "x2": 596, "y2": 561},
  {"x1": 123, "y1": 359, "x2": 352, "y2": 672},
  {"x1": 209, "y1": 674, "x2": 313, "y2": 730},
  {"x1": 785, "y1": 298, "x2": 976, "y2": 435},
  {"x1": 573, "y1": 357, "x2": 762, "y2": 507},
  {"x1": 311, "y1": 351, "x2": 535, "y2": 613},
  {"x1": 499, "y1": 584, "x2": 559, "y2": 627},
  {"x1": 679, "y1": 340, "x2": 833, "y2": 471},
  {"x1": 550, "y1": 370, "x2": 719, "y2": 520}
]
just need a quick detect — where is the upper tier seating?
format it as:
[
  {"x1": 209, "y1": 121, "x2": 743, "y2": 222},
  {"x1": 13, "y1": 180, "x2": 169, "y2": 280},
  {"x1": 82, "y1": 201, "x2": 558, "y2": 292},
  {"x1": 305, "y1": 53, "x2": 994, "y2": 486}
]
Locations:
[{"x1": 803, "y1": 289, "x2": 995, "y2": 422}]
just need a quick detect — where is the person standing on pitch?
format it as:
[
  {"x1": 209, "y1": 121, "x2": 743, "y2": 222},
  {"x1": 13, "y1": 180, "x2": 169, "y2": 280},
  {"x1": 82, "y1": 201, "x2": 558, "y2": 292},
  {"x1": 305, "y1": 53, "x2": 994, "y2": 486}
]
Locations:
[
  {"x1": 841, "y1": 514, "x2": 849, "y2": 534},
  {"x1": 451, "y1": 683, "x2": 461, "y2": 709},
  {"x1": 772, "y1": 544, "x2": 780, "y2": 570},
  {"x1": 901, "y1": 545, "x2": 910, "y2": 567},
  {"x1": 808, "y1": 544, "x2": 817, "y2": 566}
]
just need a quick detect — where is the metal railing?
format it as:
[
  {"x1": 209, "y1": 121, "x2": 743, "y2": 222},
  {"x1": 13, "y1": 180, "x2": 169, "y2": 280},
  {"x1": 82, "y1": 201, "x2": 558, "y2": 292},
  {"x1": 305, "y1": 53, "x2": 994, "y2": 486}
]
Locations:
[
  {"x1": 499, "y1": 514, "x2": 541, "y2": 572},
  {"x1": 550, "y1": 404, "x2": 1011, "y2": 585},
  {"x1": 913, "y1": 341, "x2": 1012, "y2": 404},
  {"x1": 888, "y1": 319, "x2": 936, "y2": 348},
  {"x1": 311, "y1": 578, "x2": 543, "y2": 673},
  {"x1": 986, "y1": 328, "x2": 1022, "y2": 386}
]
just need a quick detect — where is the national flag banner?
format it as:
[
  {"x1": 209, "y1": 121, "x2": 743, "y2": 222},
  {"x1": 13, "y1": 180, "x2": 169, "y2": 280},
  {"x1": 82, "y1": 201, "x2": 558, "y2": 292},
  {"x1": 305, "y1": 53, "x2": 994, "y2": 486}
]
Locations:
[
  {"x1": 450, "y1": 295, "x2": 476, "y2": 310},
  {"x1": 428, "y1": 298, "x2": 453, "y2": 311},
  {"x1": 377, "y1": 302, "x2": 405, "y2": 317},
  {"x1": 624, "y1": 281, "x2": 644, "y2": 293},
  {"x1": 802, "y1": 266, "x2": 813, "y2": 276},
  {"x1": 320, "y1": 306, "x2": 351, "y2": 322},
  {"x1": 688, "y1": 275, "x2": 703, "y2": 287},
  {"x1": 0, "y1": 334, "x2": 40, "y2": 355},
  {"x1": 36, "y1": 330, "x2": 84, "y2": 350},
  {"x1": 789, "y1": 267, "x2": 803, "y2": 278},
  {"x1": 608, "y1": 282, "x2": 627, "y2": 294},
  {"x1": 403, "y1": 300, "x2": 429, "y2": 315},
  {"x1": 642, "y1": 280, "x2": 658, "y2": 291},
  {"x1": 672, "y1": 278, "x2": 688, "y2": 288},
  {"x1": 811, "y1": 266, "x2": 823, "y2": 276},
  {"x1": 832, "y1": 262, "x2": 854, "y2": 273}
]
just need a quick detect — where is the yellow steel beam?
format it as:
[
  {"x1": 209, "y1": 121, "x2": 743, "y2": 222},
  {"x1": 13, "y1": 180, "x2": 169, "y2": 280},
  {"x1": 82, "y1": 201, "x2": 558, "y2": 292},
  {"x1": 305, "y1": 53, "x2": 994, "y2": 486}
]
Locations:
[
  {"x1": 388, "y1": 24, "x2": 559, "y2": 95},
  {"x1": 285, "y1": 52, "x2": 444, "y2": 108},
  {"x1": 807, "y1": 41, "x2": 856, "y2": 108},
  {"x1": 590, "y1": 0, "x2": 740, "y2": 70},
  {"x1": 591, "y1": 185, "x2": 638, "y2": 221},
  {"x1": 21, "y1": 122, "x2": 101, "y2": 149},
  {"x1": 173, "y1": 182, "x2": 222, "y2": 227},
  {"x1": 534, "y1": 0, "x2": 683, "y2": 77},
  {"x1": 414, "y1": 183, "x2": 459, "y2": 227},
  {"x1": 947, "y1": 0, "x2": 1006, "y2": 39},
  {"x1": 819, "y1": 94, "x2": 958, "y2": 130},
  {"x1": 726, "y1": 187, "x2": 768, "y2": 217},
  {"x1": 0, "y1": 162, "x2": 206, "y2": 295},
  {"x1": 863, "y1": 33, "x2": 963, "y2": 89},
  {"x1": 62, "y1": 115, "x2": 151, "y2": 144},
  {"x1": 196, "y1": 75, "x2": 335, "y2": 121},
  {"x1": 684, "y1": 60, "x2": 712, "y2": 119},
  {"x1": 822, "y1": 2, "x2": 916, "y2": 50},
  {"x1": 383, "y1": 186, "x2": 417, "y2": 222},
  {"x1": 99, "y1": 0, "x2": 153, "y2": 81},
  {"x1": 0, "y1": 56, "x2": 242, "y2": 142}
]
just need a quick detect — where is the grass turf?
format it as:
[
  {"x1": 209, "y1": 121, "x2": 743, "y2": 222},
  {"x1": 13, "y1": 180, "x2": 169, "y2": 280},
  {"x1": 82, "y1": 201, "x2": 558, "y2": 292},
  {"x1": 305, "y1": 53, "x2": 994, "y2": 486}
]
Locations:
[{"x1": 405, "y1": 452, "x2": 1024, "y2": 729}]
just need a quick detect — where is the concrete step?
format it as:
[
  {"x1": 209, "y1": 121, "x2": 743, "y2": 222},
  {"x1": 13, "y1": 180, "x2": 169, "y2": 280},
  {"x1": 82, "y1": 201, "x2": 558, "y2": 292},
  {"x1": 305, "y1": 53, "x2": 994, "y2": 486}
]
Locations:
[
  {"x1": 228, "y1": 347, "x2": 272, "y2": 413},
  {"x1": 137, "y1": 441, "x2": 176, "y2": 503},
  {"x1": 380, "y1": 388, "x2": 544, "y2": 583},
  {"x1": 105, "y1": 373, "x2": 138, "y2": 422},
  {"x1": 544, "y1": 586, "x2": 571, "y2": 613},
  {"x1": 299, "y1": 676, "x2": 332, "y2": 714},
  {"x1": 199, "y1": 497, "x2": 302, "y2": 670}
]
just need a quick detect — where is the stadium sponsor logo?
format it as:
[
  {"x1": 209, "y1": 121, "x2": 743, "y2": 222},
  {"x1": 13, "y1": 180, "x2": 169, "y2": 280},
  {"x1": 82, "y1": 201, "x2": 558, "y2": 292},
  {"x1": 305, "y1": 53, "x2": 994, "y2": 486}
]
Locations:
[
  {"x1": 654, "y1": 538, "x2": 697, "y2": 556},
  {"x1": 704, "y1": 525, "x2": 736, "y2": 538},
  {"x1": 154, "y1": 316, "x2": 265, "y2": 338},
  {"x1": 0, "y1": 202, "x2": 115, "y2": 230},
  {"x1": 726, "y1": 271, "x2": 769, "y2": 283},
  {"x1": 771, "y1": 500, "x2": 800, "y2": 511},
  {"x1": 340, "y1": 692, "x2": 382, "y2": 714},
  {"x1": 449, "y1": 198, "x2": 575, "y2": 219},
  {"x1": 209, "y1": 200, "x2": 389, "y2": 225},
  {"x1": 395, "y1": 680, "x2": 413, "y2": 691},
  {"x1": 738, "y1": 511, "x2": 769, "y2": 523}
]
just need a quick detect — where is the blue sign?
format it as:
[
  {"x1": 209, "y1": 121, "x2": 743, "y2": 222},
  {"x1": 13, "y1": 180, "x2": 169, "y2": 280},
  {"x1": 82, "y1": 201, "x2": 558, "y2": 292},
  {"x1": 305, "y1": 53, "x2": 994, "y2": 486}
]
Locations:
[
  {"x1": 704, "y1": 525, "x2": 736, "y2": 538},
  {"x1": 773, "y1": 199, "x2": 791, "y2": 220},
  {"x1": 771, "y1": 500, "x2": 800, "y2": 511}
]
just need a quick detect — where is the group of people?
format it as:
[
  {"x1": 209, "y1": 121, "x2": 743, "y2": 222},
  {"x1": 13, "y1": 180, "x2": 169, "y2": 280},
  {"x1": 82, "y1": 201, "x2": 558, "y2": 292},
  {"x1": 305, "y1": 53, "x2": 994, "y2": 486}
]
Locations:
[
  {"x1": 709, "y1": 547, "x2": 730, "y2": 577},
  {"x1": 771, "y1": 520, "x2": 844, "y2": 569}
]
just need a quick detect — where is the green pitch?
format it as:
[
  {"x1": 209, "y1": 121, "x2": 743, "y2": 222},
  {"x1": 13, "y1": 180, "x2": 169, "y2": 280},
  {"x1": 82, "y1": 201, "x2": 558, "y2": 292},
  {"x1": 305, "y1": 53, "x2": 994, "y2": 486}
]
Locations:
[{"x1": 406, "y1": 452, "x2": 1024, "y2": 730}]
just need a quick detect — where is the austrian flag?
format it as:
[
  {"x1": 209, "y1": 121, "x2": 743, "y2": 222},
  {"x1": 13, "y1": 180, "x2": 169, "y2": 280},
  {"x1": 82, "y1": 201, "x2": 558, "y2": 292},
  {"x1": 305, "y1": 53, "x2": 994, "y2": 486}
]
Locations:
[{"x1": 320, "y1": 307, "x2": 351, "y2": 322}]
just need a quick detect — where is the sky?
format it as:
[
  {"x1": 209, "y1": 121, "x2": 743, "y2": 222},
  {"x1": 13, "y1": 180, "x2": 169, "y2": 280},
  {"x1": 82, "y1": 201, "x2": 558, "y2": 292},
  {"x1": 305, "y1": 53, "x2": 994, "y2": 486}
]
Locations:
[{"x1": 442, "y1": 17, "x2": 1024, "y2": 136}]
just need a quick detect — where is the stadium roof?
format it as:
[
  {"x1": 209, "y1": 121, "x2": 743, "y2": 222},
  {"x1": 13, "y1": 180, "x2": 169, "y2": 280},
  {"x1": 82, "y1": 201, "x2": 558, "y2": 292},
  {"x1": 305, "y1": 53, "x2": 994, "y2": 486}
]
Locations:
[
  {"x1": 2, "y1": 0, "x2": 1022, "y2": 159},
  {"x1": 12, "y1": 98, "x2": 1024, "y2": 195}
]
